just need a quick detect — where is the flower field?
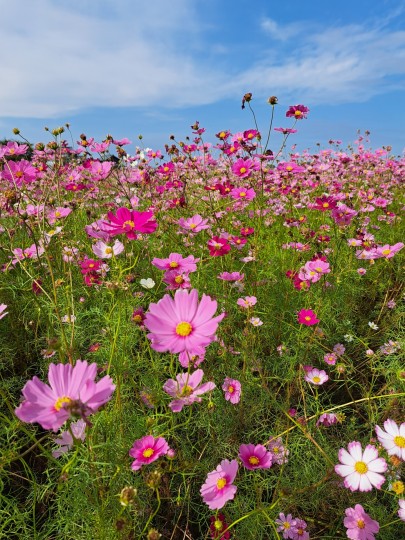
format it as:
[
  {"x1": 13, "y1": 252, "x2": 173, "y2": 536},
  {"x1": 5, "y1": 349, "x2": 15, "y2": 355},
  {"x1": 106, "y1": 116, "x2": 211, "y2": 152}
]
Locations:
[{"x1": 0, "y1": 97, "x2": 404, "y2": 539}]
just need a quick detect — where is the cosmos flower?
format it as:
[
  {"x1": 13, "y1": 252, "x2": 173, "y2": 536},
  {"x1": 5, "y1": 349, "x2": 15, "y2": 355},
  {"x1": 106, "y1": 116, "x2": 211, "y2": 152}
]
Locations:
[
  {"x1": 129, "y1": 435, "x2": 169, "y2": 471},
  {"x1": 343, "y1": 504, "x2": 379, "y2": 540},
  {"x1": 239, "y1": 443, "x2": 273, "y2": 470},
  {"x1": 163, "y1": 369, "x2": 215, "y2": 413},
  {"x1": 335, "y1": 441, "x2": 387, "y2": 491},
  {"x1": 200, "y1": 459, "x2": 238, "y2": 510},
  {"x1": 222, "y1": 377, "x2": 241, "y2": 404},
  {"x1": 375, "y1": 419, "x2": 405, "y2": 460}
]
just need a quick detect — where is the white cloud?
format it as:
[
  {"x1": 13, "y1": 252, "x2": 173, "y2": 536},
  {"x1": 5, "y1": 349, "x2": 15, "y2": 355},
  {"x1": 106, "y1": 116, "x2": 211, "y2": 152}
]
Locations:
[{"x1": 0, "y1": 1, "x2": 404, "y2": 118}]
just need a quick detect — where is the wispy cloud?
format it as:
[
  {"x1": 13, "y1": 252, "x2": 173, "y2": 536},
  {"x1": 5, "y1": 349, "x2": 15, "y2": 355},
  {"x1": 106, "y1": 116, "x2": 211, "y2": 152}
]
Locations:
[{"x1": 1, "y1": 1, "x2": 404, "y2": 119}]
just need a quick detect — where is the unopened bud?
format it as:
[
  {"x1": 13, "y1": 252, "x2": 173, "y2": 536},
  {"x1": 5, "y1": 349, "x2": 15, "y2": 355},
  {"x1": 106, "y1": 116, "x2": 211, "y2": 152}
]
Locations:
[
  {"x1": 12, "y1": 127, "x2": 20, "y2": 135},
  {"x1": 268, "y1": 96, "x2": 278, "y2": 105}
]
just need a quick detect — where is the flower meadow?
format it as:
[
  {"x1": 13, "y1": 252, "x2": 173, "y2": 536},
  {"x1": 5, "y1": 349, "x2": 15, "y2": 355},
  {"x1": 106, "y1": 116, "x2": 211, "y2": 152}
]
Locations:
[{"x1": 0, "y1": 96, "x2": 404, "y2": 539}]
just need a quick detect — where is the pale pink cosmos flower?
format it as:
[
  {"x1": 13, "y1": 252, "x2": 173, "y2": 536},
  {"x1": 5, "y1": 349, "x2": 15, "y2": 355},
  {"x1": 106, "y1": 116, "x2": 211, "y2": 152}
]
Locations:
[
  {"x1": 144, "y1": 289, "x2": 225, "y2": 354},
  {"x1": 304, "y1": 367, "x2": 329, "y2": 385},
  {"x1": 47, "y1": 207, "x2": 72, "y2": 224},
  {"x1": 15, "y1": 360, "x2": 116, "y2": 431},
  {"x1": 178, "y1": 347, "x2": 206, "y2": 368},
  {"x1": 163, "y1": 369, "x2": 215, "y2": 412},
  {"x1": 239, "y1": 443, "x2": 273, "y2": 470},
  {"x1": 200, "y1": 459, "x2": 238, "y2": 510},
  {"x1": 152, "y1": 253, "x2": 199, "y2": 273},
  {"x1": 375, "y1": 242, "x2": 404, "y2": 259},
  {"x1": 92, "y1": 239, "x2": 124, "y2": 259},
  {"x1": 218, "y1": 271, "x2": 244, "y2": 282},
  {"x1": 178, "y1": 214, "x2": 210, "y2": 233},
  {"x1": 52, "y1": 419, "x2": 87, "y2": 458},
  {"x1": 275, "y1": 513, "x2": 297, "y2": 539},
  {"x1": 222, "y1": 377, "x2": 241, "y2": 404},
  {"x1": 316, "y1": 413, "x2": 338, "y2": 427},
  {"x1": 335, "y1": 441, "x2": 387, "y2": 491},
  {"x1": 375, "y1": 419, "x2": 405, "y2": 460},
  {"x1": 268, "y1": 437, "x2": 289, "y2": 465},
  {"x1": 236, "y1": 296, "x2": 257, "y2": 309},
  {"x1": 398, "y1": 499, "x2": 405, "y2": 522},
  {"x1": 343, "y1": 504, "x2": 379, "y2": 540},
  {"x1": 129, "y1": 435, "x2": 169, "y2": 471},
  {"x1": 0, "y1": 304, "x2": 8, "y2": 320}
]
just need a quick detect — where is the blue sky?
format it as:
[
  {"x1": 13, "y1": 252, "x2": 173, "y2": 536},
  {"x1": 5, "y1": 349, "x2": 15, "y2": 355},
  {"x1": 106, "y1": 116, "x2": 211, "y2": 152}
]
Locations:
[{"x1": 1, "y1": 0, "x2": 404, "y2": 155}]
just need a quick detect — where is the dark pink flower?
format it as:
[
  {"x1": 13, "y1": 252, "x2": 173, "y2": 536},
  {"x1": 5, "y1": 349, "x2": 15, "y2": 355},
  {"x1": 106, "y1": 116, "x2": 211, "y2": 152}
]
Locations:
[
  {"x1": 297, "y1": 309, "x2": 319, "y2": 326},
  {"x1": 103, "y1": 207, "x2": 157, "y2": 240},
  {"x1": 129, "y1": 435, "x2": 169, "y2": 471},
  {"x1": 15, "y1": 361, "x2": 115, "y2": 431},
  {"x1": 222, "y1": 377, "x2": 241, "y2": 404},
  {"x1": 239, "y1": 443, "x2": 273, "y2": 470},
  {"x1": 285, "y1": 104, "x2": 309, "y2": 119},
  {"x1": 207, "y1": 237, "x2": 231, "y2": 257}
]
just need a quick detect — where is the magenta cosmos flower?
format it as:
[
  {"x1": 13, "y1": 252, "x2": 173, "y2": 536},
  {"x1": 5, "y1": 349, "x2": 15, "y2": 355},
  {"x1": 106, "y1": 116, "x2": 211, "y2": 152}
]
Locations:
[
  {"x1": 222, "y1": 377, "x2": 241, "y2": 404},
  {"x1": 207, "y1": 237, "x2": 231, "y2": 257},
  {"x1": 239, "y1": 443, "x2": 273, "y2": 470},
  {"x1": 129, "y1": 435, "x2": 169, "y2": 471},
  {"x1": 200, "y1": 459, "x2": 238, "y2": 510},
  {"x1": 343, "y1": 504, "x2": 379, "y2": 540},
  {"x1": 163, "y1": 369, "x2": 215, "y2": 412},
  {"x1": 375, "y1": 419, "x2": 405, "y2": 460},
  {"x1": 15, "y1": 361, "x2": 115, "y2": 431},
  {"x1": 152, "y1": 253, "x2": 199, "y2": 273},
  {"x1": 297, "y1": 309, "x2": 319, "y2": 326},
  {"x1": 335, "y1": 441, "x2": 387, "y2": 491},
  {"x1": 103, "y1": 207, "x2": 157, "y2": 240},
  {"x1": 144, "y1": 289, "x2": 225, "y2": 354},
  {"x1": 286, "y1": 104, "x2": 309, "y2": 119}
]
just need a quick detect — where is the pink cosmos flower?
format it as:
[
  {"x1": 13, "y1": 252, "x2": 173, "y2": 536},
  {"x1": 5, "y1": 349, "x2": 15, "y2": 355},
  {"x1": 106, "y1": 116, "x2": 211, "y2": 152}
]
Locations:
[
  {"x1": 286, "y1": 104, "x2": 309, "y2": 119},
  {"x1": 343, "y1": 504, "x2": 379, "y2": 540},
  {"x1": 297, "y1": 309, "x2": 319, "y2": 326},
  {"x1": 178, "y1": 214, "x2": 210, "y2": 233},
  {"x1": 324, "y1": 352, "x2": 337, "y2": 365},
  {"x1": 0, "y1": 304, "x2": 8, "y2": 320},
  {"x1": 129, "y1": 435, "x2": 169, "y2": 471},
  {"x1": 275, "y1": 513, "x2": 297, "y2": 539},
  {"x1": 229, "y1": 187, "x2": 256, "y2": 200},
  {"x1": 144, "y1": 289, "x2": 225, "y2": 354},
  {"x1": 274, "y1": 127, "x2": 297, "y2": 134},
  {"x1": 162, "y1": 270, "x2": 191, "y2": 290},
  {"x1": 92, "y1": 239, "x2": 124, "y2": 259},
  {"x1": 304, "y1": 367, "x2": 329, "y2": 385},
  {"x1": 163, "y1": 369, "x2": 215, "y2": 412},
  {"x1": 236, "y1": 296, "x2": 257, "y2": 309},
  {"x1": 178, "y1": 347, "x2": 205, "y2": 368},
  {"x1": 316, "y1": 413, "x2": 338, "y2": 427},
  {"x1": 398, "y1": 499, "x2": 405, "y2": 522},
  {"x1": 152, "y1": 253, "x2": 199, "y2": 273},
  {"x1": 375, "y1": 242, "x2": 404, "y2": 259},
  {"x1": 293, "y1": 519, "x2": 309, "y2": 539},
  {"x1": 47, "y1": 207, "x2": 72, "y2": 225},
  {"x1": 200, "y1": 459, "x2": 238, "y2": 510},
  {"x1": 2, "y1": 159, "x2": 38, "y2": 185},
  {"x1": 375, "y1": 419, "x2": 405, "y2": 460},
  {"x1": 218, "y1": 272, "x2": 244, "y2": 282},
  {"x1": 103, "y1": 207, "x2": 157, "y2": 240},
  {"x1": 231, "y1": 158, "x2": 259, "y2": 179},
  {"x1": 15, "y1": 361, "x2": 116, "y2": 431},
  {"x1": 268, "y1": 437, "x2": 289, "y2": 465},
  {"x1": 52, "y1": 419, "x2": 87, "y2": 458},
  {"x1": 239, "y1": 443, "x2": 273, "y2": 470},
  {"x1": 222, "y1": 377, "x2": 241, "y2": 404},
  {"x1": 207, "y1": 237, "x2": 231, "y2": 257},
  {"x1": 335, "y1": 441, "x2": 387, "y2": 491}
]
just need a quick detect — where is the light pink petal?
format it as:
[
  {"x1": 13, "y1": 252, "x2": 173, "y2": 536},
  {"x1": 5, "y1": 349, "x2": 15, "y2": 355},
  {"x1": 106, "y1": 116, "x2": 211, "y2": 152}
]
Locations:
[
  {"x1": 367, "y1": 471, "x2": 386, "y2": 489},
  {"x1": 347, "y1": 441, "x2": 363, "y2": 461},
  {"x1": 358, "y1": 474, "x2": 372, "y2": 492},
  {"x1": 344, "y1": 471, "x2": 361, "y2": 491},
  {"x1": 192, "y1": 382, "x2": 216, "y2": 396},
  {"x1": 362, "y1": 445, "x2": 378, "y2": 463},
  {"x1": 338, "y1": 447, "x2": 356, "y2": 466}
]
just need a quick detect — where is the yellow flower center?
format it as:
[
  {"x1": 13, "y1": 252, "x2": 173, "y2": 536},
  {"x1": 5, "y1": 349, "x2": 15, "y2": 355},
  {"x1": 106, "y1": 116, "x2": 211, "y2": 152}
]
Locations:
[
  {"x1": 286, "y1": 166, "x2": 293, "y2": 171},
  {"x1": 392, "y1": 480, "x2": 404, "y2": 495},
  {"x1": 181, "y1": 385, "x2": 193, "y2": 396},
  {"x1": 55, "y1": 211, "x2": 61, "y2": 217},
  {"x1": 175, "y1": 321, "x2": 192, "y2": 336},
  {"x1": 283, "y1": 522, "x2": 290, "y2": 529},
  {"x1": 133, "y1": 315, "x2": 142, "y2": 322},
  {"x1": 189, "y1": 223, "x2": 197, "y2": 229},
  {"x1": 214, "y1": 519, "x2": 224, "y2": 531},
  {"x1": 304, "y1": 316, "x2": 311, "y2": 321},
  {"x1": 9, "y1": 148, "x2": 15, "y2": 154},
  {"x1": 295, "y1": 110, "x2": 302, "y2": 117},
  {"x1": 54, "y1": 396, "x2": 72, "y2": 411},
  {"x1": 357, "y1": 519, "x2": 365, "y2": 529},
  {"x1": 219, "y1": 131, "x2": 226, "y2": 138},
  {"x1": 142, "y1": 448, "x2": 154, "y2": 458},
  {"x1": 323, "y1": 202, "x2": 329, "y2": 208},
  {"x1": 354, "y1": 461, "x2": 368, "y2": 474},
  {"x1": 248, "y1": 456, "x2": 260, "y2": 465},
  {"x1": 216, "y1": 478, "x2": 227, "y2": 489},
  {"x1": 239, "y1": 191, "x2": 246, "y2": 197},
  {"x1": 394, "y1": 435, "x2": 405, "y2": 448},
  {"x1": 227, "y1": 385, "x2": 234, "y2": 394},
  {"x1": 16, "y1": 171, "x2": 23, "y2": 178},
  {"x1": 174, "y1": 275, "x2": 184, "y2": 284},
  {"x1": 105, "y1": 247, "x2": 113, "y2": 254},
  {"x1": 312, "y1": 376, "x2": 321, "y2": 383},
  {"x1": 239, "y1": 167, "x2": 247, "y2": 174},
  {"x1": 382, "y1": 249, "x2": 391, "y2": 255},
  {"x1": 123, "y1": 220, "x2": 135, "y2": 229},
  {"x1": 273, "y1": 446, "x2": 279, "y2": 453},
  {"x1": 169, "y1": 261, "x2": 179, "y2": 268}
]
